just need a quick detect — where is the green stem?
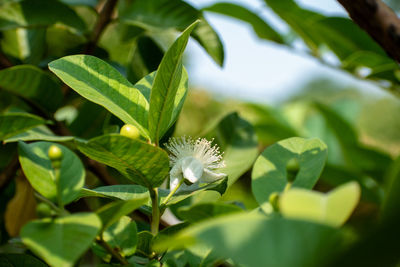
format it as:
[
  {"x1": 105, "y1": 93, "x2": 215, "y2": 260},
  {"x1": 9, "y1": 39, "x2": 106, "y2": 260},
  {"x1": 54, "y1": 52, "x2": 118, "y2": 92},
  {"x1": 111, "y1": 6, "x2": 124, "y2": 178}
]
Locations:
[
  {"x1": 161, "y1": 178, "x2": 184, "y2": 206},
  {"x1": 284, "y1": 182, "x2": 292, "y2": 192},
  {"x1": 34, "y1": 192, "x2": 69, "y2": 216},
  {"x1": 150, "y1": 188, "x2": 160, "y2": 235},
  {"x1": 54, "y1": 167, "x2": 65, "y2": 212}
]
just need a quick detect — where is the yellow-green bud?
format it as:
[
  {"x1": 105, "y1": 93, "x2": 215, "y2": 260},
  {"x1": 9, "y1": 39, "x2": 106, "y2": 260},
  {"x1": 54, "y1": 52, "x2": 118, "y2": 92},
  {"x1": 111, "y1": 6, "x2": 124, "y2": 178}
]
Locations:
[
  {"x1": 48, "y1": 145, "x2": 63, "y2": 161},
  {"x1": 120, "y1": 124, "x2": 140, "y2": 139}
]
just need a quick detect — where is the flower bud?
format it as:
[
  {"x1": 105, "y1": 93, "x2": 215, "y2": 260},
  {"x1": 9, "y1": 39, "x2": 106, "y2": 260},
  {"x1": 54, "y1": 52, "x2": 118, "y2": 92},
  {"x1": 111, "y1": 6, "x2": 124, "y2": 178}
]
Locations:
[
  {"x1": 120, "y1": 124, "x2": 140, "y2": 139},
  {"x1": 48, "y1": 145, "x2": 63, "y2": 161}
]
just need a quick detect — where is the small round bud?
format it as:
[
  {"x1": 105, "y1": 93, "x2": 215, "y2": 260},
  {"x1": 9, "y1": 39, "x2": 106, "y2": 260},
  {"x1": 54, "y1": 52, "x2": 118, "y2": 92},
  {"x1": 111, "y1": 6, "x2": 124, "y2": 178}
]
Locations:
[
  {"x1": 48, "y1": 145, "x2": 63, "y2": 161},
  {"x1": 120, "y1": 124, "x2": 140, "y2": 139}
]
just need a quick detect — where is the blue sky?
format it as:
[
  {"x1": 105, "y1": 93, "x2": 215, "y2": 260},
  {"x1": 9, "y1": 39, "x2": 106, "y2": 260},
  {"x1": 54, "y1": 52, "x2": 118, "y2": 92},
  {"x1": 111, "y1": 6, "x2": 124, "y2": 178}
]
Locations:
[{"x1": 184, "y1": 0, "x2": 386, "y2": 103}]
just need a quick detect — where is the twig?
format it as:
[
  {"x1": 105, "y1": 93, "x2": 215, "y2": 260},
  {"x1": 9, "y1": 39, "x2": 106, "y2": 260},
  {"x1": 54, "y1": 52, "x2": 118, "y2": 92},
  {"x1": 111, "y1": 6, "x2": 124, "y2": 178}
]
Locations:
[
  {"x1": 96, "y1": 236, "x2": 129, "y2": 265},
  {"x1": 337, "y1": 0, "x2": 400, "y2": 63},
  {"x1": 85, "y1": 0, "x2": 118, "y2": 54}
]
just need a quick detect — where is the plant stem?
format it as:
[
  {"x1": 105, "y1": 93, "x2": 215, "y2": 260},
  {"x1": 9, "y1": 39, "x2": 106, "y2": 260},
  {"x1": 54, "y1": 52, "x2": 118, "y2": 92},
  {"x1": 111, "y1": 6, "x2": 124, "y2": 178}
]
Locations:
[
  {"x1": 161, "y1": 178, "x2": 184, "y2": 206},
  {"x1": 34, "y1": 192, "x2": 69, "y2": 216},
  {"x1": 284, "y1": 182, "x2": 292, "y2": 192},
  {"x1": 96, "y1": 236, "x2": 129, "y2": 265},
  {"x1": 150, "y1": 188, "x2": 160, "y2": 235},
  {"x1": 85, "y1": 0, "x2": 118, "y2": 54}
]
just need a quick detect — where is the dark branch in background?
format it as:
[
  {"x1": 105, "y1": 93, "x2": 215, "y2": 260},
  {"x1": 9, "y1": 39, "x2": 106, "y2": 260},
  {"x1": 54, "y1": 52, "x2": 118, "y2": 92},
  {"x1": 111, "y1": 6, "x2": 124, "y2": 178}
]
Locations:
[
  {"x1": 85, "y1": 0, "x2": 118, "y2": 54},
  {"x1": 337, "y1": 0, "x2": 400, "y2": 63},
  {"x1": 0, "y1": 51, "x2": 13, "y2": 70},
  {"x1": 0, "y1": 156, "x2": 19, "y2": 191}
]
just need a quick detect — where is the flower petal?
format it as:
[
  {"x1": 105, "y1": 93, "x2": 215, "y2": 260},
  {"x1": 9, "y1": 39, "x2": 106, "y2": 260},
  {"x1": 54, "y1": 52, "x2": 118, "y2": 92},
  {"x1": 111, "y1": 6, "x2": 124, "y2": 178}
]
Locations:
[
  {"x1": 181, "y1": 157, "x2": 203, "y2": 183},
  {"x1": 201, "y1": 168, "x2": 226, "y2": 183}
]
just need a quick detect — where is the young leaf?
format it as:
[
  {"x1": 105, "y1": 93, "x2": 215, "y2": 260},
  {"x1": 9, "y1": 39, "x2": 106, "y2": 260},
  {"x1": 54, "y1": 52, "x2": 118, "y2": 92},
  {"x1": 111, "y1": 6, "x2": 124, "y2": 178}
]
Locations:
[
  {"x1": 0, "y1": 65, "x2": 63, "y2": 112},
  {"x1": 148, "y1": 21, "x2": 198, "y2": 143},
  {"x1": 76, "y1": 134, "x2": 169, "y2": 188},
  {"x1": 155, "y1": 213, "x2": 343, "y2": 267},
  {"x1": 18, "y1": 141, "x2": 85, "y2": 205},
  {"x1": 0, "y1": 113, "x2": 48, "y2": 141},
  {"x1": 49, "y1": 55, "x2": 151, "y2": 139},
  {"x1": 21, "y1": 213, "x2": 101, "y2": 267},
  {"x1": 279, "y1": 181, "x2": 361, "y2": 227},
  {"x1": 251, "y1": 137, "x2": 327, "y2": 207}
]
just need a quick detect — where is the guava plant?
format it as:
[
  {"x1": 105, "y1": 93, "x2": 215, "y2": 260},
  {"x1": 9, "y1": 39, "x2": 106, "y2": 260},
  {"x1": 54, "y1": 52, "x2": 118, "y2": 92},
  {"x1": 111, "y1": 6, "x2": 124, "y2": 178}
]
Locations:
[{"x1": 1, "y1": 0, "x2": 400, "y2": 267}]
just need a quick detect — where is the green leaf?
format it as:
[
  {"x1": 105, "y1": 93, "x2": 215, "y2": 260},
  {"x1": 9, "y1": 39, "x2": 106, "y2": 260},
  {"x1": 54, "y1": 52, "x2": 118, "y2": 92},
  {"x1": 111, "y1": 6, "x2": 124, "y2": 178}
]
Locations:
[
  {"x1": 0, "y1": 254, "x2": 47, "y2": 267},
  {"x1": 21, "y1": 212, "x2": 101, "y2": 267},
  {"x1": 49, "y1": 55, "x2": 151, "y2": 139},
  {"x1": 204, "y1": 2, "x2": 284, "y2": 44},
  {"x1": 148, "y1": 21, "x2": 198, "y2": 143},
  {"x1": 342, "y1": 51, "x2": 397, "y2": 74},
  {"x1": 18, "y1": 141, "x2": 85, "y2": 205},
  {"x1": 97, "y1": 197, "x2": 148, "y2": 231},
  {"x1": 251, "y1": 137, "x2": 327, "y2": 207},
  {"x1": 382, "y1": 156, "x2": 400, "y2": 222},
  {"x1": 315, "y1": 103, "x2": 392, "y2": 178},
  {"x1": 127, "y1": 36, "x2": 164, "y2": 84},
  {"x1": 280, "y1": 182, "x2": 360, "y2": 227},
  {"x1": 313, "y1": 17, "x2": 386, "y2": 60},
  {"x1": 136, "y1": 231, "x2": 154, "y2": 258},
  {"x1": 102, "y1": 216, "x2": 138, "y2": 257},
  {"x1": 80, "y1": 177, "x2": 227, "y2": 207},
  {"x1": 0, "y1": 113, "x2": 47, "y2": 141},
  {"x1": 76, "y1": 134, "x2": 169, "y2": 188},
  {"x1": 205, "y1": 112, "x2": 258, "y2": 186},
  {"x1": 155, "y1": 213, "x2": 343, "y2": 267},
  {"x1": 178, "y1": 203, "x2": 243, "y2": 223},
  {"x1": 118, "y1": 0, "x2": 224, "y2": 66},
  {"x1": 191, "y1": 19, "x2": 224, "y2": 67},
  {"x1": 0, "y1": 0, "x2": 86, "y2": 32},
  {"x1": 0, "y1": 65, "x2": 63, "y2": 112},
  {"x1": 263, "y1": 0, "x2": 324, "y2": 51},
  {"x1": 4, "y1": 125, "x2": 74, "y2": 144},
  {"x1": 79, "y1": 184, "x2": 149, "y2": 201},
  {"x1": 1, "y1": 28, "x2": 46, "y2": 65},
  {"x1": 240, "y1": 103, "x2": 299, "y2": 144}
]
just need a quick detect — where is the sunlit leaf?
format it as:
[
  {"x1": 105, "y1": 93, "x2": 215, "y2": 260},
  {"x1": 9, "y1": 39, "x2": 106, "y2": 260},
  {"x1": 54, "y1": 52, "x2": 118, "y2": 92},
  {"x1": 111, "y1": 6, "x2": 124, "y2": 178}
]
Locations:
[
  {"x1": 252, "y1": 137, "x2": 327, "y2": 207},
  {"x1": 18, "y1": 141, "x2": 85, "y2": 205},
  {"x1": 280, "y1": 182, "x2": 361, "y2": 227},
  {"x1": 21, "y1": 213, "x2": 101, "y2": 267}
]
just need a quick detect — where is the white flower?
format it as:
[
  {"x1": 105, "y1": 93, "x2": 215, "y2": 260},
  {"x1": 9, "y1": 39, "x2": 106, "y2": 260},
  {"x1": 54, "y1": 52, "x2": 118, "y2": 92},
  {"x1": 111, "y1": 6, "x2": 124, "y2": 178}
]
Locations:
[{"x1": 165, "y1": 136, "x2": 226, "y2": 191}]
